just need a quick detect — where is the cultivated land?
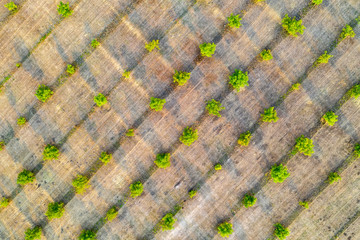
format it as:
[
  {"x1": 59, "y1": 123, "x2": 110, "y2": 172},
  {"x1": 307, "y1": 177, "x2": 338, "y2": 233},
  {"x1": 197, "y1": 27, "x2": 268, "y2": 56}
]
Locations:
[{"x1": 0, "y1": 0, "x2": 359, "y2": 239}]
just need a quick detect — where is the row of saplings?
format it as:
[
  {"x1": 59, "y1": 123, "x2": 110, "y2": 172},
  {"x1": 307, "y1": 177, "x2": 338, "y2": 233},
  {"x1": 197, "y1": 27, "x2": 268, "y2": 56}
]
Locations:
[{"x1": 1, "y1": 0, "x2": 359, "y2": 239}]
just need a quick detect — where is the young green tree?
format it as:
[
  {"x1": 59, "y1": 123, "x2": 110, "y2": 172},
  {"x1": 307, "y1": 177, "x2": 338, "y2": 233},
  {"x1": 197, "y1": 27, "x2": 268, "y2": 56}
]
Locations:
[
  {"x1": 314, "y1": 51, "x2": 333, "y2": 66},
  {"x1": 260, "y1": 49, "x2": 273, "y2": 61},
  {"x1": 227, "y1": 13, "x2": 242, "y2": 28},
  {"x1": 150, "y1": 97, "x2": 166, "y2": 111},
  {"x1": 0, "y1": 141, "x2": 4, "y2": 151},
  {"x1": 350, "y1": 84, "x2": 360, "y2": 99},
  {"x1": 43, "y1": 144, "x2": 60, "y2": 161},
  {"x1": 72, "y1": 175, "x2": 90, "y2": 194},
  {"x1": 261, "y1": 107, "x2": 279, "y2": 123},
  {"x1": 214, "y1": 163, "x2": 222, "y2": 171},
  {"x1": 179, "y1": 127, "x2": 198, "y2": 146},
  {"x1": 188, "y1": 190, "x2": 197, "y2": 199},
  {"x1": 294, "y1": 135, "x2": 314, "y2": 156},
  {"x1": 217, "y1": 222, "x2": 234, "y2": 238},
  {"x1": 57, "y1": 2, "x2": 72, "y2": 18},
  {"x1": 339, "y1": 24, "x2": 355, "y2": 40},
  {"x1": 354, "y1": 143, "x2": 360, "y2": 158},
  {"x1": 173, "y1": 70, "x2": 191, "y2": 86},
  {"x1": 17, "y1": 170, "x2": 35, "y2": 185},
  {"x1": 35, "y1": 84, "x2": 54, "y2": 102},
  {"x1": 91, "y1": 39, "x2": 100, "y2": 48},
  {"x1": 242, "y1": 193, "x2": 257, "y2": 208},
  {"x1": 274, "y1": 223, "x2": 290, "y2": 240},
  {"x1": 154, "y1": 153, "x2": 171, "y2": 169},
  {"x1": 270, "y1": 164, "x2": 290, "y2": 183},
  {"x1": 312, "y1": 0, "x2": 323, "y2": 5},
  {"x1": 5, "y1": 2, "x2": 17, "y2": 13},
  {"x1": 145, "y1": 40, "x2": 160, "y2": 52},
  {"x1": 322, "y1": 111, "x2": 338, "y2": 126},
  {"x1": 129, "y1": 181, "x2": 143, "y2": 198},
  {"x1": 94, "y1": 93, "x2": 107, "y2": 107},
  {"x1": 126, "y1": 128, "x2": 135, "y2": 136},
  {"x1": 238, "y1": 131, "x2": 252, "y2": 146},
  {"x1": 78, "y1": 229, "x2": 96, "y2": 240},
  {"x1": 299, "y1": 201, "x2": 309, "y2": 209},
  {"x1": 24, "y1": 226, "x2": 42, "y2": 240},
  {"x1": 160, "y1": 213, "x2": 177, "y2": 231},
  {"x1": 206, "y1": 99, "x2": 225, "y2": 117},
  {"x1": 282, "y1": 14, "x2": 305, "y2": 37},
  {"x1": 229, "y1": 69, "x2": 249, "y2": 92},
  {"x1": 99, "y1": 152, "x2": 112, "y2": 165},
  {"x1": 67, "y1": 64, "x2": 76, "y2": 75},
  {"x1": 17, "y1": 117, "x2": 27, "y2": 126},
  {"x1": 122, "y1": 70, "x2": 131, "y2": 79},
  {"x1": 328, "y1": 172, "x2": 341, "y2": 184},
  {"x1": 0, "y1": 197, "x2": 10, "y2": 208},
  {"x1": 45, "y1": 202, "x2": 65, "y2": 220},
  {"x1": 105, "y1": 206, "x2": 118, "y2": 221},
  {"x1": 199, "y1": 43, "x2": 216, "y2": 57}
]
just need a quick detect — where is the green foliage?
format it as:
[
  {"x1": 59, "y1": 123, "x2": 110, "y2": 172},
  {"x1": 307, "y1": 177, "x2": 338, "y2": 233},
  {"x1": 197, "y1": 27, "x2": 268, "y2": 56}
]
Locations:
[
  {"x1": 154, "y1": 153, "x2": 171, "y2": 169},
  {"x1": 261, "y1": 107, "x2": 279, "y2": 123},
  {"x1": 0, "y1": 197, "x2": 9, "y2": 208},
  {"x1": 238, "y1": 131, "x2": 252, "y2": 146},
  {"x1": 328, "y1": 172, "x2": 341, "y2": 184},
  {"x1": 339, "y1": 24, "x2": 355, "y2": 40},
  {"x1": 72, "y1": 175, "x2": 90, "y2": 194},
  {"x1": 229, "y1": 69, "x2": 249, "y2": 92},
  {"x1": 45, "y1": 202, "x2": 65, "y2": 220},
  {"x1": 43, "y1": 144, "x2": 60, "y2": 161},
  {"x1": 105, "y1": 206, "x2": 118, "y2": 221},
  {"x1": 17, "y1": 117, "x2": 27, "y2": 126},
  {"x1": 35, "y1": 84, "x2": 54, "y2": 102},
  {"x1": 4, "y1": 2, "x2": 17, "y2": 12},
  {"x1": 130, "y1": 181, "x2": 143, "y2": 198},
  {"x1": 282, "y1": 14, "x2": 305, "y2": 37},
  {"x1": 67, "y1": 64, "x2": 75, "y2": 75},
  {"x1": 312, "y1": 0, "x2": 323, "y2": 5},
  {"x1": 260, "y1": 49, "x2": 273, "y2": 61},
  {"x1": 322, "y1": 111, "x2": 338, "y2": 126},
  {"x1": 160, "y1": 213, "x2": 176, "y2": 231},
  {"x1": 274, "y1": 223, "x2": 290, "y2": 240},
  {"x1": 299, "y1": 201, "x2": 309, "y2": 209},
  {"x1": 173, "y1": 70, "x2": 191, "y2": 86},
  {"x1": 354, "y1": 143, "x2": 360, "y2": 158},
  {"x1": 350, "y1": 84, "x2": 360, "y2": 99},
  {"x1": 270, "y1": 164, "x2": 290, "y2": 183},
  {"x1": 179, "y1": 127, "x2": 198, "y2": 146},
  {"x1": 17, "y1": 170, "x2": 35, "y2": 185},
  {"x1": 126, "y1": 128, "x2": 134, "y2": 136},
  {"x1": 145, "y1": 40, "x2": 160, "y2": 52},
  {"x1": 214, "y1": 163, "x2": 222, "y2": 171},
  {"x1": 0, "y1": 141, "x2": 4, "y2": 151},
  {"x1": 94, "y1": 93, "x2": 107, "y2": 107},
  {"x1": 25, "y1": 226, "x2": 42, "y2": 240},
  {"x1": 290, "y1": 83, "x2": 300, "y2": 91},
  {"x1": 294, "y1": 135, "x2": 314, "y2": 156},
  {"x1": 150, "y1": 97, "x2": 166, "y2": 111},
  {"x1": 227, "y1": 13, "x2": 242, "y2": 28},
  {"x1": 78, "y1": 230, "x2": 96, "y2": 240},
  {"x1": 16, "y1": 63, "x2": 21, "y2": 68},
  {"x1": 188, "y1": 190, "x2": 197, "y2": 198},
  {"x1": 57, "y1": 2, "x2": 72, "y2": 18},
  {"x1": 206, "y1": 99, "x2": 225, "y2": 117},
  {"x1": 123, "y1": 70, "x2": 131, "y2": 79},
  {"x1": 314, "y1": 51, "x2": 333, "y2": 66},
  {"x1": 91, "y1": 39, "x2": 100, "y2": 48},
  {"x1": 199, "y1": 43, "x2": 216, "y2": 57},
  {"x1": 242, "y1": 193, "x2": 257, "y2": 208},
  {"x1": 217, "y1": 222, "x2": 233, "y2": 238},
  {"x1": 99, "y1": 152, "x2": 112, "y2": 165}
]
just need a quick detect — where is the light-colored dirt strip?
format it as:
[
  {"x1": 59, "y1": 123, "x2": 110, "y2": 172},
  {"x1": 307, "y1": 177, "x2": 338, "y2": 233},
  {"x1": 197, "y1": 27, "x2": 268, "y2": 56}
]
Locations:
[{"x1": 335, "y1": 211, "x2": 360, "y2": 240}]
